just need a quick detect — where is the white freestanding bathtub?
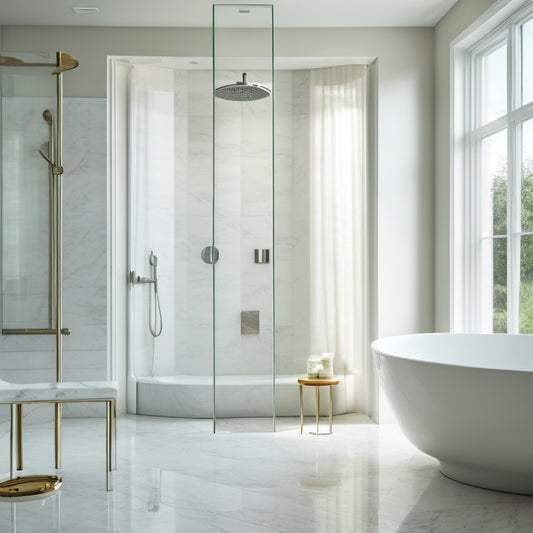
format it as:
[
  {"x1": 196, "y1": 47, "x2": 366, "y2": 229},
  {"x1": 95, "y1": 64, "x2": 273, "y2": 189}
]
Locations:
[{"x1": 371, "y1": 333, "x2": 533, "y2": 495}]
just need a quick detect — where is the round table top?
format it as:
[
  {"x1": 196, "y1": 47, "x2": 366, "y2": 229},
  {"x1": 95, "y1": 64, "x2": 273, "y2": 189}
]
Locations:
[{"x1": 298, "y1": 377, "x2": 339, "y2": 386}]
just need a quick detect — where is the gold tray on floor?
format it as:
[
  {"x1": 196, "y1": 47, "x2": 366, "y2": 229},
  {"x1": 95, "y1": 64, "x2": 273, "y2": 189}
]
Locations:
[{"x1": 0, "y1": 475, "x2": 62, "y2": 497}]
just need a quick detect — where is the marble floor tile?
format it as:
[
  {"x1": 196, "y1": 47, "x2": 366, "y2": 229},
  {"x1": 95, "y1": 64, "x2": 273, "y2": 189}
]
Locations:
[{"x1": 0, "y1": 414, "x2": 530, "y2": 532}]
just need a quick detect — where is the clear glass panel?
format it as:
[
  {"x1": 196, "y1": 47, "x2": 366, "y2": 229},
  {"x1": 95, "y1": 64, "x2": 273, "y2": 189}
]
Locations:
[
  {"x1": 481, "y1": 237, "x2": 507, "y2": 333},
  {"x1": 481, "y1": 129, "x2": 507, "y2": 237},
  {"x1": 520, "y1": 234, "x2": 533, "y2": 333},
  {"x1": 521, "y1": 118, "x2": 533, "y2": 232},
  {"x1": 480, "y1": 42, "x2": 507, "y2": 126},
  {"x1": 521, "y1": 17, "x2": 533, "y2": 106},
  {"x1": 274, "y1": 68, "x2": 301, "y2": 418},
  {"x1": 213, "y1": 5, "x2": 274, "y2": 429},
  {"x1": 128, "y1": 61, "x2": 213, "y2": 410},
  {"x1": 1, "y1": 56, "x2": 56, "y2": 329}
]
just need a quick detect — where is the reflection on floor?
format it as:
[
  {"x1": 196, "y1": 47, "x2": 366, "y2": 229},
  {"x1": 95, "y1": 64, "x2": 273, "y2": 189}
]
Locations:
[{"x1": 0, "y1": 413, "x2": 531, "y2": 532}]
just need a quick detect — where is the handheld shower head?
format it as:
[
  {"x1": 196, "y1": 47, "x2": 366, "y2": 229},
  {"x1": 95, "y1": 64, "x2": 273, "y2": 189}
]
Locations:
[
  {"x1": 147, "y1": 250, "x2": 162, "y2": 336},
  {"x1": 42, "y1": 109, "x2": 53, "y2": 125}
]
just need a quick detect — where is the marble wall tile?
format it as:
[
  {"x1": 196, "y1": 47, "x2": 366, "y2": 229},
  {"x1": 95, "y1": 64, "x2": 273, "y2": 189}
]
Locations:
[
  {"x1": 182, "y1": 212, "x2": 212, "y2": 376},
  {"x1": 2, "y1": 97, "x2": 57, "y2": 327},
  {"x1": 169, "y1": 69, "x2": 310, "y2": 381},
  {"x1": 129, "y1": 82, "x2": 176, "y2": 377},
  {"x1": 274, "y1": 70, "x2": 293, "y2": 118},
  {"x1": 215, "y1": 116, "x2": 242, "y2": 217},
  {"x1": 274, "y1": 214, "x2": 293, "y2": 261},
  {"x1": 274, "y1": 328, "x2": 294, "y2": 375},
  {"x1": 291, "y1": 75, "x2": 311, "y2": 370},
  {"x1": 174, "y1": 70, "x2": 188, "y2": 118},
  {"x1": 62, "y1": 350, "x2": 107, "y2": 370},
  {"x1": 293, "y1": 70, "x2": 311, "y2": 116},
  {"x1": 62, "y1": 98, "x2": 108, "y2": 386},
  {"x1": 241, "y1": 111, "x2": 273, "y2": 217},
  {"x1": 0, "y1": 332, "x2": 55, "y2": 353},
  {"x1": 2, "y1": 367, "x2": 58, "y2": 383},
  {"x1": 187, "y1": 70, "x2": 211, "y2": 118},
  {"x1": 0, "y1": 350, "x2": 55, "y2": 369},
  {"x1": 174, "y1": 73, "x2": 189, "y2": 218},
  {"x1": 0, "y1": 98, "x2": 107, "y2": 417},
  {"x1": 62, "y1": 324, "x2": 107, "y2": 351}
]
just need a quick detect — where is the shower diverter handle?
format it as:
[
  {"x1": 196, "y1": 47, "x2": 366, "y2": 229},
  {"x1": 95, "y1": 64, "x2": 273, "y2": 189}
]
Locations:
[{"x1": 201, "y1": 246, "x2": 219, "y2": 264}]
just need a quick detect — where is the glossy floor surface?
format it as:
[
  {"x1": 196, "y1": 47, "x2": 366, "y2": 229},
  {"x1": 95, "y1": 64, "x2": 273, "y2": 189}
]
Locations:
[{"x1": 0, "y1": 413, "x2": 532, "y2": 532}]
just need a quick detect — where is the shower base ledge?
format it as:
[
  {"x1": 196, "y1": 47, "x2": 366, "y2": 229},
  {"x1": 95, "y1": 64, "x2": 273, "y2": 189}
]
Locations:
[{"x1": 135, "y1": 374, "x2": 348, "y2": 418}]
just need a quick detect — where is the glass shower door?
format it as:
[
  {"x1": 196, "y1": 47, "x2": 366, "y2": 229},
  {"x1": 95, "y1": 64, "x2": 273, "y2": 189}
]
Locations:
[
  {"x1": 1, "y1": 55, "x2": 57, "y2": 332},
  {"x1": 127, "y1": 61, "x2": 214, "y2": 417},
  {"x1": 212, "y1": 5, "x2": 275, "y2": 428}
]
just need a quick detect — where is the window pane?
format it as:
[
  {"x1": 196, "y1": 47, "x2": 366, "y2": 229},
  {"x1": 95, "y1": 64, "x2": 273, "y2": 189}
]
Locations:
[
  {"x1": 522, "y1": 18, "x2": 533, "y2": 106},
  {"x1": 521, "y1": 119, "x2": 533, "y2": 231},
  {"x1": 481, "y1": 129, "x2": 507, "y2": 237},
  {"x1": 520, "y1": 234, "x2": 533, "y2": 333},
  {"x1": 480, "y1": 42, "x2": 507, "y2": 125},
  {"x1": 481, "y1": 237, "x2": 507, "y2": 333}
]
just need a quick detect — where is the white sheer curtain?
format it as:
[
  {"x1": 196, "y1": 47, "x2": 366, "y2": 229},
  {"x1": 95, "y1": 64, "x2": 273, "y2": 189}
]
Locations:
[{"x1": 309, "y1": 64, "x2": 369, "y2": 413}]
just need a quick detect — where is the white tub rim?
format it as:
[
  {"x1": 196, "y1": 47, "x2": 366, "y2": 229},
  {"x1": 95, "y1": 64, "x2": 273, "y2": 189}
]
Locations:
[{"x1": 371, "y1": 332, "x2": 533, "y2": 373}]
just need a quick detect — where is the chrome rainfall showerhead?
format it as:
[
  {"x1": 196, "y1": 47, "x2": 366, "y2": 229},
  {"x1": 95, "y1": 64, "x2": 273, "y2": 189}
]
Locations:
[{"x1": 215, "y1": 73, "x2": 271, "y2": 102}]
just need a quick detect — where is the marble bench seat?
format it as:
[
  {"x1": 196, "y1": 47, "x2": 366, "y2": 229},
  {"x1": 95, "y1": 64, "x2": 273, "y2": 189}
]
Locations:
[{"x1": 0, "y1": 379, "x2": 118, "y2": 404}]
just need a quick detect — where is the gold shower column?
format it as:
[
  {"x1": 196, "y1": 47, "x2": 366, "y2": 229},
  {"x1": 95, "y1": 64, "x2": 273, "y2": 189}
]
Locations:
[
  {"x1": 0, "y1": 50, "x2": 78, "y2": 497},
  {"x1": 49, "y1": 50, "x2": 77, "y2": 470},
  {"x1": 54, "y1": 51, "x2": 65, "y2": 469}
]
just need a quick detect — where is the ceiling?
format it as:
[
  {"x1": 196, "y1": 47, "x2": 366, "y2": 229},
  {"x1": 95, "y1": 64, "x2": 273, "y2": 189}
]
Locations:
[{"x1": 0, "y1": 0, "x2": 460, "y2": 28}]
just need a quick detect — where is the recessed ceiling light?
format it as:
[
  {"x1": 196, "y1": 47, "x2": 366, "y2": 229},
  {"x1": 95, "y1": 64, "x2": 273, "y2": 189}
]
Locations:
[{"x1": 72, "y1": 7, "x2": 99, "y2": 15}]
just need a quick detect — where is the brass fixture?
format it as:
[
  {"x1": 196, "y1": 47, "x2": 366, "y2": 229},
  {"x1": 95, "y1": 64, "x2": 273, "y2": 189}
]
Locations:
[
  {"x1": 0, "y1": 50, "x2": 83, "y2": 495},
  {"x1": 0, "y1": 51, "x2": 79, "y2": 72},
  {"x1": 0, "y1": 475, "x2": 62, "y2": 498},
  {"x1": 0, "y1": 396, "x2": 116, "y2": 496}
]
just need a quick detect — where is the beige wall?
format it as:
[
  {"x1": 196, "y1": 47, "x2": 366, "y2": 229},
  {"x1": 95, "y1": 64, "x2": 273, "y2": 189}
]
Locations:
[
  {"x1": 2, "y1": 24, "x2": 435, "y2": 420},
  {"x1": 434, "y1": 0, "x2": 500, "y2": 331},
  {"x1": 1, "y1": 27, "x2": 211, "y2": 96}
]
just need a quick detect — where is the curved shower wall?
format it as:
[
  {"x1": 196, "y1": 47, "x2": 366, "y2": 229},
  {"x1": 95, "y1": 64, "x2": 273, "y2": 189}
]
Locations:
[{"x1": 126, "y1": 61, "x2": 320, "y2": 418}]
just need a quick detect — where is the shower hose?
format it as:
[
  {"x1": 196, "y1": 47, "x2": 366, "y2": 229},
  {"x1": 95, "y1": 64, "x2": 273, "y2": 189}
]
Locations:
[{"x1": 149, "y1": 251, "x2": 163, "y2": 337}]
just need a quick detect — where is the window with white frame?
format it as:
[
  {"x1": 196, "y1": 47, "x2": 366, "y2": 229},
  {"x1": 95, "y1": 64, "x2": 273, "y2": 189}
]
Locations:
[{"x1": 455, "y1": 1, "x2": 533, "y2": 334}]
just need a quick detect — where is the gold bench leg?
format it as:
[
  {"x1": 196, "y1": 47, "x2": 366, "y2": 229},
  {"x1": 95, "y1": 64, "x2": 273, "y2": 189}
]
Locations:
[
  {"x1": 106, "y1": 401, "x2": 111, "y2": 491},
  {"x1": 16, "y1": 404, "x2": 23, "y2": 471},
  {"x1": 10, "y1": 404, "x2": 15, "y2": 479},
  {"x1": 112, "y1": 399, "x2": 117, "y2": 472},
  {"x1": 55, "y1": 403, "x2": 62, "y2": 469},
  {"x1": 299, "y1": 385, "x2": 303, "y2": 434},
  {"x1": 329, "y1": 385, "x2": 333, "y2": 434},
  {"x1": 315, "y1": 387, "x2": 320, "y2": 435},
  {"x1": 106, "y1": 399, "x2": 117, "y2": 490}
]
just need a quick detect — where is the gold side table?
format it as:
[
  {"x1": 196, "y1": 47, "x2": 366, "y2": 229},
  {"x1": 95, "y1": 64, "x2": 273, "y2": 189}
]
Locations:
[{"x1": 298, "y1": 377, "x2": 340, "y2": 435}]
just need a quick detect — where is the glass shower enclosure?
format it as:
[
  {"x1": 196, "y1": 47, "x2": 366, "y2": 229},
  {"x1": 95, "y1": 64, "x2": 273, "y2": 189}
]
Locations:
[
  {"x1": 129, "y1": 4, "x2": 275, "y2": 429},
  {"x1": 212, "y1": 4, "x2": 275, "y2": 424}
]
